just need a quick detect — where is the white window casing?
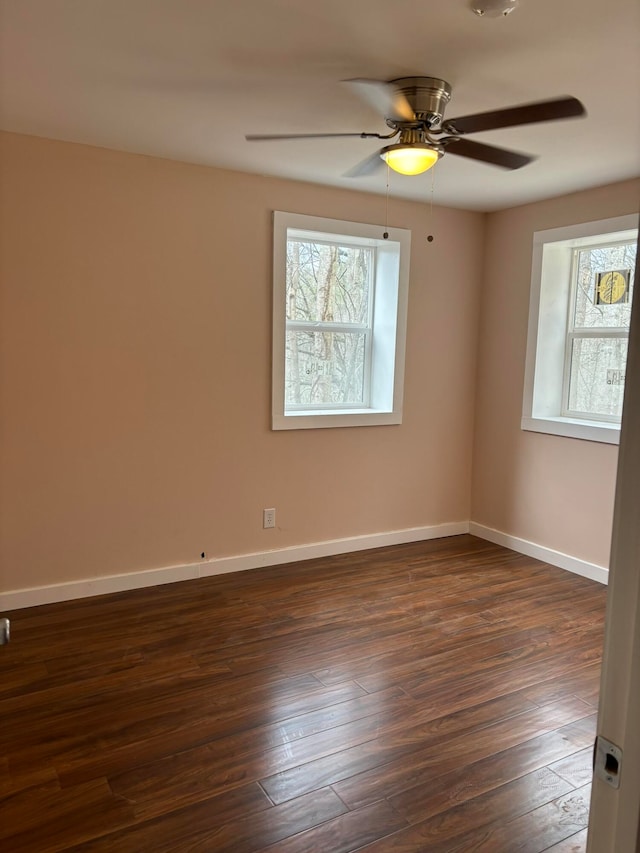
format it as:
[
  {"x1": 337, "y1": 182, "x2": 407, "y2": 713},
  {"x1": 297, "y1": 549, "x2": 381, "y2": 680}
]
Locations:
[
  {"x1": 522, "y1": 214, "x2": 638, "y2": 444},
  {"x1": 272, "y1": 212, "x2": 411, "y2": 430}
]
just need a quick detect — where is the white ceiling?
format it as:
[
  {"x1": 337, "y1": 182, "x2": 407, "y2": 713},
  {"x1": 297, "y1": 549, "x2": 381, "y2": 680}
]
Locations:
[{"x1": 1, "y1": 0, "x2": 639, "y2": 211}]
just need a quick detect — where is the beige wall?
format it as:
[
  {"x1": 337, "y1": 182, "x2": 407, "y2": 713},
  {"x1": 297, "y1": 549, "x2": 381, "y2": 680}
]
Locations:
[
  {"x1": 0, "y1": 132, "x2": 484, "y2": 593},
  {"x1": 471, "y1": 178, "x2": 640, "y2": 568},
  {"x1": 3, "y1": 130, "x2": 636, "y2": 597}
]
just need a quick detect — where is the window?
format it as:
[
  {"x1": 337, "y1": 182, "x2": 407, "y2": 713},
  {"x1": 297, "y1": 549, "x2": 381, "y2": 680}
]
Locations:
[
  {"x1": 523, "y1": 214, "x2": 638, "y2": 444},
  {"x1": 272, "y1": 212, "x2": 411, "y2": 430}
]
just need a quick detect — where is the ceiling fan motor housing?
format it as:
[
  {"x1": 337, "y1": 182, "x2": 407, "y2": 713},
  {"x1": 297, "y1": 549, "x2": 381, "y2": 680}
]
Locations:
[{"x1": 391, "y1": 77, "x2": 452, "y2": 127}]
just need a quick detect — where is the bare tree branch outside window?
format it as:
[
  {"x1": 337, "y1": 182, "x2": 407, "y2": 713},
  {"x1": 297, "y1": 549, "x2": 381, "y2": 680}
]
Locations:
[{"x1": 285, "y1": 239, "x2": 373, "y2": 407}]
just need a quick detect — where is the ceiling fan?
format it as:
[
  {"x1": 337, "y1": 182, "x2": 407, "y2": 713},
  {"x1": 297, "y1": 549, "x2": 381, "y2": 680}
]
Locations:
[{"x1": 246, "y1": 77, "x2": 586, "y2": 176}]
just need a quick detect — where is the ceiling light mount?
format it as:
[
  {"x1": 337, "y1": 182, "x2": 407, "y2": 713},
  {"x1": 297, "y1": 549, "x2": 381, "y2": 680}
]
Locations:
[{"x1": 470, "y1": 0, "x2": 520, "y2": 17}]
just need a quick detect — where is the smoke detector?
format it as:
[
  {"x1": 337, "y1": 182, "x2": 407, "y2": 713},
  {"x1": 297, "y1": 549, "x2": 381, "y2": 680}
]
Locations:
[{"x1": 470, "y1": 0, "x2": 520, "y2": 17}]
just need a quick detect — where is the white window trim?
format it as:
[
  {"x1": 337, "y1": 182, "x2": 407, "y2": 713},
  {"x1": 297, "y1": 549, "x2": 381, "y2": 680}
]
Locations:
[
  {"x1": 272, "y1": 212, "x2": 411, "y2": 430},
  {"x1": 522, "y1": 213, "x2": 639, "y2": 445}
]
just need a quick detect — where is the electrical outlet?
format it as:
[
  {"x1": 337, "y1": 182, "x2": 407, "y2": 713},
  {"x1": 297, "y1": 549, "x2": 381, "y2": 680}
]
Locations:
[{"x1": 263, "y1": 508, "x2": 276, "y2": 529}]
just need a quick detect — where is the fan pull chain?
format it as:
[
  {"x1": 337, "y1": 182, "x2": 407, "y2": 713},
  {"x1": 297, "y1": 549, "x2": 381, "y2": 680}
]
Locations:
[
  {"x1": 383, "y1": 162, "x2": 390, "y2": 239},
  {"x1": 427, "y1": 164, "x2": 435, "y2": 243}
]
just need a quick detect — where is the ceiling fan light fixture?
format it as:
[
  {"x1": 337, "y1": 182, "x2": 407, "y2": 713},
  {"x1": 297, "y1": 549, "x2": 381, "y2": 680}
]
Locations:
[{"x1": 380, "y1": 144, "x2": 441, "y2": 175}]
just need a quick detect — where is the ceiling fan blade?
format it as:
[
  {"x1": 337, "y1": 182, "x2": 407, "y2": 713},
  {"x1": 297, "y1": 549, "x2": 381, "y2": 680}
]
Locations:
[
  {"x1": 343, "y1": 79, "x2": 416, "y2": 123},
  {"x1": 344, "y1": 151, "x2": 385, "y2": 178},
  {"x1": 443, "y1": 96, "x2": 586, "y2": 135},
  {"x1": 444, "y1": 137, "x2": 534, "y2": 169},
  {"x1": 246, "y1": 132, "x2": 378, "y2": 141}
]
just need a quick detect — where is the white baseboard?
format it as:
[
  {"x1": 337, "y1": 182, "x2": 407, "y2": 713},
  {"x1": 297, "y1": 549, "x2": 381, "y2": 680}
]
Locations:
[
  {"x1": 1, "y1": 521, "x2": 469, "y2": 611},
  {"x1": 469, "y1": 522, "x2": 609, "y2": 585},
  {"x1": 2, "y1": 520, "x2": 607, "y2": 611}
]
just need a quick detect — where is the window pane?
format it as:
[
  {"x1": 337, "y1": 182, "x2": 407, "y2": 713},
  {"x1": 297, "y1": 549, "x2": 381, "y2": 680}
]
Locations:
[
  {"x1": 286, "y1": 240, "x2": 372, "y2": 325},
  {"x1": 285, "y1": 330, "x2": 366, "y2": 406},
  {"x1": 568, "y1": 337, "x2": 628, "y2": 419},
  {"x1": 573, "y1": 242, "x2": 636, "y2": 330}
]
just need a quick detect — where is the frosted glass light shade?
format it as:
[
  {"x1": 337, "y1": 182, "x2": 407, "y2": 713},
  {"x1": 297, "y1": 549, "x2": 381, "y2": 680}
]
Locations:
[{"x1": 381, "y1": 145, "x2": 440, "y2": 176}]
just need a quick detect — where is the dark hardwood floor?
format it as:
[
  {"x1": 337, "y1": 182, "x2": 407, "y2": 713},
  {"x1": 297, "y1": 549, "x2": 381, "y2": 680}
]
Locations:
[{"x1": 0, "y1": 534, "x2": 606, "y2": 852}]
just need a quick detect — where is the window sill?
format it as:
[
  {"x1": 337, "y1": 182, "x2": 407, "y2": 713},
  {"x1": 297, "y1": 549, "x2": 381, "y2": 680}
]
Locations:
[
  {"x1": 273, "y1": 409, "x2": 402, "y2": 430},
  {"x1": 521, "y1": 415, "x2": 620, "y2": 445}
]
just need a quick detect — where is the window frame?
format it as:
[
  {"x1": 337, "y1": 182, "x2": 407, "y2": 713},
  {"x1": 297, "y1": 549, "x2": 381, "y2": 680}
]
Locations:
[
  {"x1": 562, "y1": 238, "x2": 633, "y2": 423},
  {"x1": 522, "y1": 214, "x2": 639, "y2": 444},
  {"x1": 272, "y1": 212, "x2": 411, "y2": 431}
]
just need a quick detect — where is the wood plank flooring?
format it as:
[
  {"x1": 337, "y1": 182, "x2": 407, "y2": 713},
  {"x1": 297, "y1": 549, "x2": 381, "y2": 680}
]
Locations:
[{"x1": 0, "y1": 535, "x2": 606, "y2": 851}]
